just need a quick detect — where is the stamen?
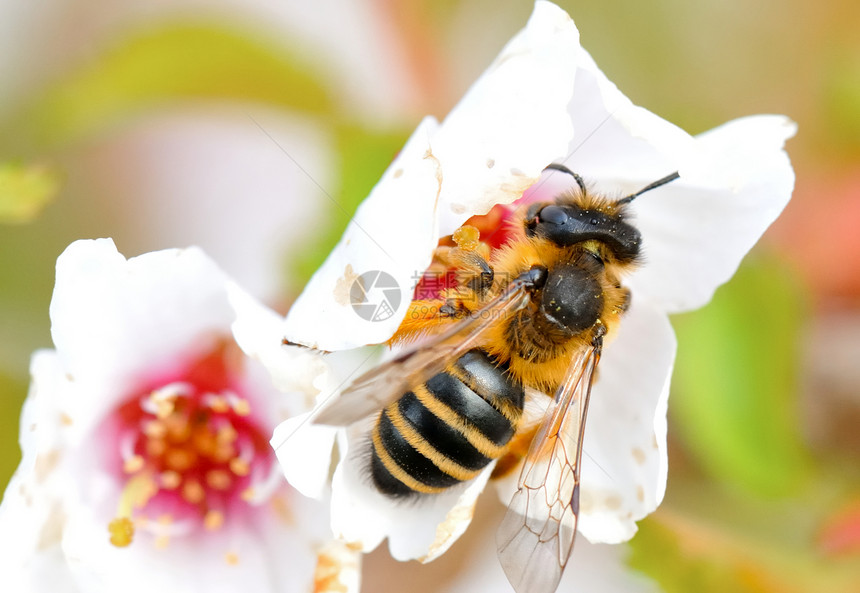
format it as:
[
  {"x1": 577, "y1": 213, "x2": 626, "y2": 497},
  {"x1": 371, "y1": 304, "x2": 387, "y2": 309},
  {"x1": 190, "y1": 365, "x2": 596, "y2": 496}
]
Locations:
[
  {"x1": 123, "y1": 455, "x2": 145, "y2": 474},
  {"x1": 108, "y1": 517, "x2": 135, "y2": 547},
  {"x1": 205, "y1": 393, "x2": 230, "y2": 414},
  {"x1": 107, "y1": 344, "x2": 277, "y2": 549},
  {"x1": 225, "y1": 392, "x2": 251, "y2": 416},
  {"x1": 142, "y1": 419, "x2": 167, "y2": 439},
  {"x1": 452, "y1": 225, "x2": 481, "y2": 251},
  {"x1": 108, "y1": 472, "x2": 159, "y2": 548},
  {"x1": 165, "y1": 415, "x2": 192, "y2": 442},
  {"x1": 165, "y1": 448, "x2": 196, "y2": 472},
  {"x1": 204, "y1": 510, "x2": 225, "y2": 531},
  {"x1": 229, "y1": 458, "x2": 251, "y2": 477},
  {"x1": 216, "y1": 424, "x2": 238, "y2": 445},
  {"x1": 146, "y1": 438, "x2": 167, "y2": 457},
  {"x1": 182, "y1": 479, "x2": 205, "y2": 504},
  {"x1": 160, "y1": 470, "x2": 181, "y2": 489},
  {"x1": 206, "y1": 469, "x2": 232, "y2": 491}
]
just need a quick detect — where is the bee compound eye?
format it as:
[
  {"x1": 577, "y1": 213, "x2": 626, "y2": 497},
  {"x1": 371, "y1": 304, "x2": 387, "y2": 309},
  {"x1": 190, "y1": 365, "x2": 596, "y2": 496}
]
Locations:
[{"x1": 537, "y1": 205, "x2": 569, "y2": 226}]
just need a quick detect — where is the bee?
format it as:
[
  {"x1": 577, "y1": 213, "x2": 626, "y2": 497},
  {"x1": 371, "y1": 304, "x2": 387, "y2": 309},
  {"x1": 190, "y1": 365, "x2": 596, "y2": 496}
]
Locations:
[{"x1": 313, "y1": 164, "x2": 680, "y2": 593}]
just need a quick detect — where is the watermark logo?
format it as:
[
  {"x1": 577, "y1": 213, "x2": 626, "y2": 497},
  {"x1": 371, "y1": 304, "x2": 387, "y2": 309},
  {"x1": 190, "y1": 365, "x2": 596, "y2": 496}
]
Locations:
[{"x1": 350, "y1": 270, "x2": 401, "y2": 322}]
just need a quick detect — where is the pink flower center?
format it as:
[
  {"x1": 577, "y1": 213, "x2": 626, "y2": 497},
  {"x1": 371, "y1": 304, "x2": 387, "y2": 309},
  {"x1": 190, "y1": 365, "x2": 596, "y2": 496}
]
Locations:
[{"x1": 106, "y1": 342, "x2": 275, "y2": 548}]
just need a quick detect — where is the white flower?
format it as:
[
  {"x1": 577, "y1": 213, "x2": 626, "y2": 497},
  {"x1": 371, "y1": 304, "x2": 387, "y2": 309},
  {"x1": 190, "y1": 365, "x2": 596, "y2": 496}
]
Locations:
[
  {"x1": 0, "y1": 238, "x2": 358, "y2": 593},
  {"x1": 273, "y1": 0, "x2": 794, "y2": 580}
]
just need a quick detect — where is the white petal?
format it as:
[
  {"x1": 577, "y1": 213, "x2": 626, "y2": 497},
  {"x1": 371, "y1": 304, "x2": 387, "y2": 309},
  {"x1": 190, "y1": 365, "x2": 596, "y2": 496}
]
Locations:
[
  {"x1": 577, "y1": 301, "x2": 675, "y2": 544},
  {"x1": 629, "y1": 115, "x2": 797, "y2": 312},
  {"x1": 283, "y1": 117, "x2": 442, "y2": 351},
  {"x1": 49, "y1": 239, "x2": 235, "y2": 433},
  {"x1": 432, "y1": 0, "x2": 579, "y2": 235},
  {"x1": 60, "y1": 490, "x2": 323, "y2": 593},
  {"x1": 558, "y1": 51, "x2": 796, "y2": 313},
  {"x1": 366, "y1": 495, "x2": 660, "y2": 593},
  {"x1": 0, "y1": 352, "x2": 84, "y2": 592},
  {"x1": 271, "y1": 412, "x2": 338, "y2": 500},
  {"x1": 228, "y1": 281, "x2": 332, "y2": 419},
  {"x1": 445, "y1": 507, "x2": 659, "y2": 593},
  {"x1": 328, "y1": 419, "x2": 492, "y2": 561},
  {"x1": 284, "y1": 1, "x2": 580, "y2": 351},
  {"x1": 563, "y1": 49, "x2": 693, "y2": 185}
]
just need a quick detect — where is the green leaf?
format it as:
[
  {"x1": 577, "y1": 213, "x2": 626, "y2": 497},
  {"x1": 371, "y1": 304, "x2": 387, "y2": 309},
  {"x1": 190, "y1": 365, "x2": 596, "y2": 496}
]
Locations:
[
  {"x1": 19, "y1": 22, "x2": 334, "y2": 147},
  {"x1": 670, "y1": 255, "x2": 811, "y2": 497},
  {"x1": 0, "y1": 162, "x2": 61, "y2": 223},
  {"x1": 284, "y1": 123, "x2": 410, "y2": 290}
]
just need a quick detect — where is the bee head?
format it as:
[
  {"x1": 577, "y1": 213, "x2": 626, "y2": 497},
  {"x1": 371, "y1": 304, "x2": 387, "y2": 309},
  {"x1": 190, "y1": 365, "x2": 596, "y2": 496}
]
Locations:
[
  {"x1": 524, "y1": 201, "x2": 641, "y2": 264},
  {"x1": 524, "y1": 166, "x2": 679, "y2": 265}
]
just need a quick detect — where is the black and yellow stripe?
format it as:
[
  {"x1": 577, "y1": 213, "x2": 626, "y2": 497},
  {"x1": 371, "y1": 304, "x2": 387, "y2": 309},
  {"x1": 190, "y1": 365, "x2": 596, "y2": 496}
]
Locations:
[{"x1": 370, "y1": 349, "x2": 525, "y2": 498}]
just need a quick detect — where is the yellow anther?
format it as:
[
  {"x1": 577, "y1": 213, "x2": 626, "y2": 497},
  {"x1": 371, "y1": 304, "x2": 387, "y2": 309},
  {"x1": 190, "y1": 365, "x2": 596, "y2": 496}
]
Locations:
[
  {"x1": 143, "y1": 420, "x2": 167, "y2": 439},
  {"x1": 182, "y1": 480, "x2": 205, "y2": 504},
  {"x1": 160, "y1": 470, "x2": 181, "y2": 490},
  {"x1": 207, "y1": 395, "x2": 230, "y2": 414},
  {"x1": 229, "y1": 458, "x2": 250, "y2": 477},
  {"x1": 165, "y1": 448, "x2": 196, "y2": 472},
  {"x1": 204, "y1": 510, "x2": 225, "y2": 531},
  {"x1": 123, "y1": 455, "x2": 145, "y2": 474},
  {"x1": 216, "y1": 425, "x2": 238, "y2": 444},
  {"x1": 154, "y1": 398, "x2": 175, "y2": 420},
  {"x1": 206, "y1": 469, "x2": 232, "y2": 491},
  {"x1": 452, "y1": 225, "x2": 481, "y2": 251},
  {"x1": 231, "y1": 398, "x2": 251, "y2": 417},
  {"x1": 108, "y1": 517, "x2": 135, "y2": 547}
]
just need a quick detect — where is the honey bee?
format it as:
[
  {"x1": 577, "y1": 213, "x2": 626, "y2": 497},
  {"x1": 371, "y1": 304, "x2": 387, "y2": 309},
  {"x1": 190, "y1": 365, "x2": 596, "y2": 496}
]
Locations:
[{"x1": 313, "y1": 164, "x2": 680, "y2": 593}]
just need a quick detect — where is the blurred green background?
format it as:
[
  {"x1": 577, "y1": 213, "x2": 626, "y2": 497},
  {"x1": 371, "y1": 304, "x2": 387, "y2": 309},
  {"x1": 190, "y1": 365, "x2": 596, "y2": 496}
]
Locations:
[{"x1": 1, "y1": 0, "x2": 858, "y2": 591}]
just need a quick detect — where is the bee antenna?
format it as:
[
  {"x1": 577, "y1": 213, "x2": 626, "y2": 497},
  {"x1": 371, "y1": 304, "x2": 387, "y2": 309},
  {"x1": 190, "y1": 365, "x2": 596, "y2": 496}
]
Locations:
[
  {"x1": 617, "y1": 171, "x2": 680, "y2": 205},
  {"x1": 543, "y1": 163, "x2": 587, "y2": 194}
]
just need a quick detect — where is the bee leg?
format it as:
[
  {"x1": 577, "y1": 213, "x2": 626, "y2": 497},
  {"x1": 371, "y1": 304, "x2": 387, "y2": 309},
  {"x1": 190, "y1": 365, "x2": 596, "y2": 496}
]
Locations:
[
  {"x1": 618, "y1": 287, "x2": 632, "y2": 313},
  {"x1": 460, "y1": 251, "x2": 494, "y2": 299},
  {"x1": 281, "y1": 338, "x2": 331, "y2": 354},
  {"x1": 433, "y1": 233, "x2": 495, "y2": 301}
]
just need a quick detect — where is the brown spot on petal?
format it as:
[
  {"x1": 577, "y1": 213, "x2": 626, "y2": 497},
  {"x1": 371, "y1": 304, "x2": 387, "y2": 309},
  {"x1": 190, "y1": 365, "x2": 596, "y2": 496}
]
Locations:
[
  {"x1": 225, "y1": 551, "x2": 240, "y2": 565},
  {"x1": 604, "y1": 495, "x2": 622, "y2": 511},
  {"x1": 637, "y1": 485, "x2": 645, "y2": 503},
  {"x1": 420, "y1": 496, "x2": 477, "y2": 563},
  {"x1": 270, "y1": 494, "x2": 295, "y2": 526},
  {"x1": 333, "y1": 264, "x2": 360, "y2": 307},
  {"x1": 393, "y1": 168, "x2": 403, "y2": 179},
  {"x1": 34, "y1": 450, "x2": 60, "y2": 483},
  {"x1": 579, "y1": 488, "x2": 594, "y2": 513},
  {"x1": 60, "y1": 413, "x2": 73, "y2": 426},
  {"x1": 37, "y1": 502, "x2": 66, "y2": 550},
  {"x1": 632, "y1": 447, "x2": 646, "y2": 465}
]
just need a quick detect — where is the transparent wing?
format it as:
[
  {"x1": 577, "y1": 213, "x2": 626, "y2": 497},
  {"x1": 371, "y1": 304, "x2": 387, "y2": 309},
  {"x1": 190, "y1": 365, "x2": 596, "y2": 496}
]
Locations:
[
  {"x1": 496, "y1": 336, "x2": 603, "y2": 593},
  {"x1": 311, "y1": 271, "x2": 539, "y2": 426}
]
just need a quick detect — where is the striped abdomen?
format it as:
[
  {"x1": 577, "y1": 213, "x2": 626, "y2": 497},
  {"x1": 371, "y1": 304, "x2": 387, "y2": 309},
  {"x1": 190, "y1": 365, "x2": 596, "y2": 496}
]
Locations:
[{"x1": 370, "y1": 349, "x2": 525, "y2": 497}]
